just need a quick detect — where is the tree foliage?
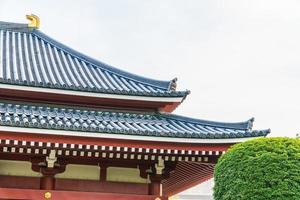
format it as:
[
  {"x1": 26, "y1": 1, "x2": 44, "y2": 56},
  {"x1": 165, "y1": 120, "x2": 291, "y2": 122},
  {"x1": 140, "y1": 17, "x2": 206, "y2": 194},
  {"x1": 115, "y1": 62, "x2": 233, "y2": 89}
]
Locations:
[{"x1": 214, "y1": 137, "x2": 300, "y2": 200}]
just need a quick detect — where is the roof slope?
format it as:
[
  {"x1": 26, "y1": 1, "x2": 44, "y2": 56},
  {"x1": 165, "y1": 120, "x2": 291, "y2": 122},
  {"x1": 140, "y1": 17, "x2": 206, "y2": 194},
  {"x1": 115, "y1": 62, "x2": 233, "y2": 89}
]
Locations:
[
  {"x1": 0, "y1": 102, "x2": 270, "y2": 139},
  {"x1": 0, "y1": 21, "x2": 188, "y2": 97}
]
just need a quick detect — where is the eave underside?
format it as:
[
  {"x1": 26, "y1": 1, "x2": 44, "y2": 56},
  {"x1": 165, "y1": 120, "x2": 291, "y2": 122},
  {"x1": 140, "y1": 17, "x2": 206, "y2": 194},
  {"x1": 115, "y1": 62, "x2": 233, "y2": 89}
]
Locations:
[
  {"x1": 0, "y1": 86, "x2": 182, "y2": 112},
  {"x1": 0, "y1": 132, "x2": 224, "y2": 196}
]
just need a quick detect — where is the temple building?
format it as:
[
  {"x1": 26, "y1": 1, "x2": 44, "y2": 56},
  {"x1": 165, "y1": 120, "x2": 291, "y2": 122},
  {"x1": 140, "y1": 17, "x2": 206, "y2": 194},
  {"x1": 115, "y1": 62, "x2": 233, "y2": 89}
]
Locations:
[{"x1": 0, "y1": 15, "x2": 270, "y2": 200}]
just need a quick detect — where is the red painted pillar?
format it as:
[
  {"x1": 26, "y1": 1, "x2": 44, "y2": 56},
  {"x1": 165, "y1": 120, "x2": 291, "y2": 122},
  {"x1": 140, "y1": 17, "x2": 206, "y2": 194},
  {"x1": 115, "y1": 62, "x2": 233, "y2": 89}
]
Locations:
[
  {"x1": 31, "y1": 157, "x2": 66, "y2": 191},
  {"x1": 149, "y1": 176, "x2": 162, "y2": 196},
  {"x1": 99, "y1": 165, "x2": 107, "y2": 182},
  {"x1": 40, "y1": 174, "x2": 55, "y2": 190},
  {"x1": 39, "y1": 167, "x2": 60, "y2": 190},
  {"x1": 149, "y1": 182, "x2": 161, "y2": 195}
]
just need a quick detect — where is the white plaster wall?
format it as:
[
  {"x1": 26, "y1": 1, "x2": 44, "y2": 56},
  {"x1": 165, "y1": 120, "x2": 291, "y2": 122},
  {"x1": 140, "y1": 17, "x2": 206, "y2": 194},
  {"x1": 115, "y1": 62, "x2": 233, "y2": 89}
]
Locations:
[{"x1": 177, "y1": 179, "x2": 213, "y2": 200}]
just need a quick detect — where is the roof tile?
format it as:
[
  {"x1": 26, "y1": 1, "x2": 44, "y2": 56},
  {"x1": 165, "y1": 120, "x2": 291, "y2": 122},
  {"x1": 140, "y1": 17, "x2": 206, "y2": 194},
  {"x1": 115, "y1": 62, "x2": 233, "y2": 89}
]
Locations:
[
  {"x1": 0, "y1": 102, "x2": 270, "y2": 139},
  {"x1": 0, "y1": 22, "x2": 188, "y2": 97}
]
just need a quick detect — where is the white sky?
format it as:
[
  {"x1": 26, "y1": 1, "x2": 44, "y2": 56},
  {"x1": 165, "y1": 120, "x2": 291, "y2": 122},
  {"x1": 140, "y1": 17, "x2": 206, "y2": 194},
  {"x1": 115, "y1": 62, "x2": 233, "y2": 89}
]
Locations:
[{"x1": 1, "y1": 0, "x2": 299, "y2": 195}]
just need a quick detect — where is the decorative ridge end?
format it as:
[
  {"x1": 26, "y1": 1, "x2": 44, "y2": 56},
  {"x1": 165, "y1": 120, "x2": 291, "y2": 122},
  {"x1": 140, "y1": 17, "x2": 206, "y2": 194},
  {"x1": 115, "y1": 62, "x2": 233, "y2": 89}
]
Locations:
[
  {"x1": 247, "y1": 117, "x2": 255, "y2": 130},
  {"x1": 181, "y1": 90, "x2": 191, "y2": 102},
  {"x1": 261, "y1": 128, "x2": 271, "y2": 136},
  {"x1": 26, "y1": 14, "x2": 40, "y2": 29},
  {"x1": 168, "y1": 77, "x2": 177, "y2": 91}
]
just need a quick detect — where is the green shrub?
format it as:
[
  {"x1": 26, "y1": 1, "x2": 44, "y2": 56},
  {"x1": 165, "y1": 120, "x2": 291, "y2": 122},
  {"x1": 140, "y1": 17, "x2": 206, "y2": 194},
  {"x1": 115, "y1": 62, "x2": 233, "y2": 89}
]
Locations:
[{"x1": 214, "y1": 137, "x2": 300, "y2": 200}]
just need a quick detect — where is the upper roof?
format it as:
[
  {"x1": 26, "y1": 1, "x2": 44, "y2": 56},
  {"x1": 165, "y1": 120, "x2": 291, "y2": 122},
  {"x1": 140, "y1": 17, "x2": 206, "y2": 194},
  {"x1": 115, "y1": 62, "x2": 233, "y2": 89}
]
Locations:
[
  {"x1": 0, "y1": 102, "x2": 270, "y2": 140},
  {"x1": 0, "y1": 21, "x2": 189, "y2": 97}
]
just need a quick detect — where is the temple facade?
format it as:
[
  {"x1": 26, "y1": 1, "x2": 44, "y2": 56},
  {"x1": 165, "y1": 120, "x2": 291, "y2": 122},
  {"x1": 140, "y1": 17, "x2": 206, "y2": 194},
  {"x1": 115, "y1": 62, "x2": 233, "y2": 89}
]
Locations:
[{"x1": 0, "y1": 15, "x2": 270, "y2": 200}]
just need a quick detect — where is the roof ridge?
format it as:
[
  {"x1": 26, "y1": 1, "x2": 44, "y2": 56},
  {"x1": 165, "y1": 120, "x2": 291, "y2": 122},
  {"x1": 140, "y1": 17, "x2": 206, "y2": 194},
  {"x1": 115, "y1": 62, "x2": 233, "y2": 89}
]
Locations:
[
  {"x1": 0, "y1": 21, "x2": 32, "y2": 32},
  {"x1": 32, "y1": 29, "x2": 174, "y2": 91}
]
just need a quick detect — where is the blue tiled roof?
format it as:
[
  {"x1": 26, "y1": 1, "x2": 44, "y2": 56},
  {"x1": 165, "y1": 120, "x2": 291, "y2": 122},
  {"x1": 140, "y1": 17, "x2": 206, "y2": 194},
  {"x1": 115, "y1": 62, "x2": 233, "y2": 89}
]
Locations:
[
  {"x1": 0, "y1": 102, "x2": 270, "y2": 139},
  {"x1": 0, "y1": 21, "x2": 188, "y2": 97}
]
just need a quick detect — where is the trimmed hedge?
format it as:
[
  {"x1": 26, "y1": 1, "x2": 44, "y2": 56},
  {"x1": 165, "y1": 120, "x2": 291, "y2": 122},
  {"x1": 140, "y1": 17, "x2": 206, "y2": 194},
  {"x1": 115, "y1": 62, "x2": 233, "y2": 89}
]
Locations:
[{"x1": 214, "y1": 137, "x2": 300, "y2": 200}]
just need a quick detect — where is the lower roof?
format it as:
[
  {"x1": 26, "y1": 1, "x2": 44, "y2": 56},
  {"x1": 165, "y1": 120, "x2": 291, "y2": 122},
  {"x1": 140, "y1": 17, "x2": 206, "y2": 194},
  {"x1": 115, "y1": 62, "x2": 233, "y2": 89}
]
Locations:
[{"x1": 0, "y1": 102, "x2": 270, "y2": 140}]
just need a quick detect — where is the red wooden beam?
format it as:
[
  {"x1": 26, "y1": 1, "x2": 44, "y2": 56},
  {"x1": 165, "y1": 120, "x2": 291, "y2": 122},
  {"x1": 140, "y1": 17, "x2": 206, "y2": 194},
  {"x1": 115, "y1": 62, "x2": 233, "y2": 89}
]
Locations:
[
  {"x1": 0, "y1": 188, "x2": 168, "y2": 200},
  {"x1": 0, "y1": 175, "x2": 148, "y2": 195},
  {"x1": 0, "y1": 130, "x2": 232, "y2": 151},
  {"x1": 0, "y1": 87, "x2": 181, "y2": 112}
]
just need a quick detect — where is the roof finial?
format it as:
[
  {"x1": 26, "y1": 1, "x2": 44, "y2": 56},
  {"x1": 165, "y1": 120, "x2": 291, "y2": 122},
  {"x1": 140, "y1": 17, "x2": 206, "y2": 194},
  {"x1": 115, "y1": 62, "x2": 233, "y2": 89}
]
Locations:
[
  {"x1": 169, "y1": 77, "x2": 178, "y2": 91},
  {"x1": 26, "y1": 14, "x2": 40, "y2": 29},
  {"x1": 247, "y1": 117, "x2": 255, "y2": 130}
]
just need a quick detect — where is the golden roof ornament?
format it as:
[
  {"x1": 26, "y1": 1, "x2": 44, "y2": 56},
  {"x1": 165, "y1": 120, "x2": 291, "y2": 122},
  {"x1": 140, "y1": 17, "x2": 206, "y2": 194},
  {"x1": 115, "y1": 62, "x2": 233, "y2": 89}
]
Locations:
[{"x1": 26, "y1": 14, "x2": 40, "y2": 29}]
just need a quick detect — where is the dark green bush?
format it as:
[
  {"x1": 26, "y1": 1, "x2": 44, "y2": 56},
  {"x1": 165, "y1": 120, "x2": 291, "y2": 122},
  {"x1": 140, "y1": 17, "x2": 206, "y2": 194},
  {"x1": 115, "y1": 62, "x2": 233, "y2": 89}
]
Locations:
[{"x1": 214, "y1": 137, "x2": 300, "y2": 200}]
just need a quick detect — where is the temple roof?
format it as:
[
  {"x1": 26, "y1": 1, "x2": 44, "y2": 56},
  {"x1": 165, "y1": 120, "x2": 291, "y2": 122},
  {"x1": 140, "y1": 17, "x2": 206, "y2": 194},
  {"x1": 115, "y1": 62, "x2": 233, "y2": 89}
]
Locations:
[
  {"x1": 0, "y1": 18, "x2": 270, "y2": 141},
  {"x1": 0, "y1": 21, "x2": 188, "y2": 97},
  {"x1": 0, "y1": 102, "x2": 270, "y2": 140}
]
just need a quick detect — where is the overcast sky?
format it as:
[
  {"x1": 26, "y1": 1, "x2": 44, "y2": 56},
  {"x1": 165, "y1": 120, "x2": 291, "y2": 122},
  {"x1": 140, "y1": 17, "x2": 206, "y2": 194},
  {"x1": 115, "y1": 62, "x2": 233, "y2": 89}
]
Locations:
[{"x1": 1, "y1": 0, "x2": 300, "y2": 195}]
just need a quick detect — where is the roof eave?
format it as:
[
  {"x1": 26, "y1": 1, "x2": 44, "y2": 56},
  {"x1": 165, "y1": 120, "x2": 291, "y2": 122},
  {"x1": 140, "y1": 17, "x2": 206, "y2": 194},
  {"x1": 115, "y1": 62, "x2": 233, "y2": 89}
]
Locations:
[
  {"x1": 0, "y1": 83, "x2": 186, "y2": 112},
  {"x1": 0, "y1": 126, "x2": 270, "y2": 144}
]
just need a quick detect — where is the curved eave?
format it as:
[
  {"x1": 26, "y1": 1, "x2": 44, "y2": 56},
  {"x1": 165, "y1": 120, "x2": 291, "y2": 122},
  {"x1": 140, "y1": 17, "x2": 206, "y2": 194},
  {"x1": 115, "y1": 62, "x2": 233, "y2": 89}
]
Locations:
[
  {"x1": 0, "y1": 83, "x2": 185, "y2": 102},
  {"x1": 0, "y1": 126, "x2": 270, "y2": 144},
  {"x1": 0, "y1": 83, "x2": 184, "y2": 112},
  {"x1": 0, "y1": 77, "x2": 189, "y2": 98},
  {"x1": 164, "y1": 114, "x2": 255, "y2": 130}
]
